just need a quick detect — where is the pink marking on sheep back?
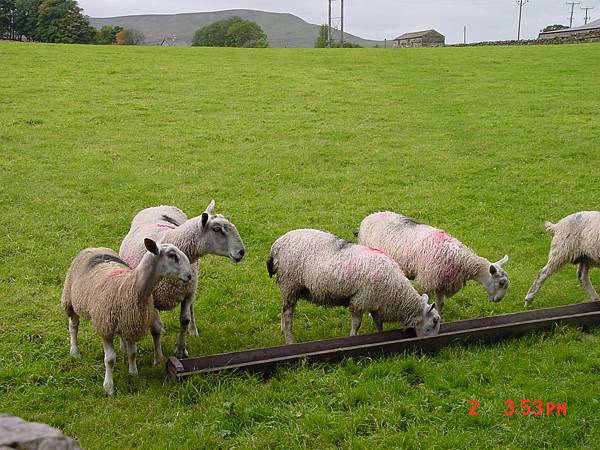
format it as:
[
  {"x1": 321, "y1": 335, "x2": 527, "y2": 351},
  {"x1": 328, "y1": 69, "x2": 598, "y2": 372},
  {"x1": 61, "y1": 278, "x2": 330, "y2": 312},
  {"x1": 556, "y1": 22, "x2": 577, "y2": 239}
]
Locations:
[
  {"x1": 155, "y1": 223, "x2": 175, "y2": 229},
  {"x1": 432, "y1": 229, "x2": 454, "y2": 243},
  {"x1": 106, "y1": 268, "x2": 130, "y2": 279},
  {"x1": 124, "y1": 256, "x2": 140, "y2": 269}
]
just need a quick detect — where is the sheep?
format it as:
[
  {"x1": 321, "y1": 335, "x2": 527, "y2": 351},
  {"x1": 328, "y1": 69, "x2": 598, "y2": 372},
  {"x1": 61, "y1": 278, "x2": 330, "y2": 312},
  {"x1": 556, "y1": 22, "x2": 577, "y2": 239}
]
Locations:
[
  {"x1": 357, "y1": 211, "x2": 509, "y2": 320},
  {"x1": 267, "y1": 228, "x2": 441, "y2": 344},
  {"x1": 119, "y1": 200, "x2": 245, "y2": 359},
  {"x1": 61, "y1": 238, "x2": 193, "y2": 396},
  {"x1": 525, "y1": 211, "x2": 600, "y2": 306}
]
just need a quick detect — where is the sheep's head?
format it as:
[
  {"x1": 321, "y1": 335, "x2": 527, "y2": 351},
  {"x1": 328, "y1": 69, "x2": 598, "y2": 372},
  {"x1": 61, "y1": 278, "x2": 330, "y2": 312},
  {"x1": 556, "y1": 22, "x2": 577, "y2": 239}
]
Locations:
[
  {"x1": 485, "y1": 255, "x2": 509, "y2": 302},
  {"x1": 199, "y1": 200, "x2": 246, "y2": 263},
  {"x1": 144, "y1": 238, "x2": 193, "y2": 283},
  {"x1": 414, "y1": 295, "x2": 441, "y2": 337}
]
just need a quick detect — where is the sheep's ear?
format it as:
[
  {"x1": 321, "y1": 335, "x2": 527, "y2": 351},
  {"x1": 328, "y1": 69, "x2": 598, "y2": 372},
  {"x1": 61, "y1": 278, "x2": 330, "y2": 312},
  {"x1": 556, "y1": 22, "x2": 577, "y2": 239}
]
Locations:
[
  {"x1": 489, "y1": 264, "x2": 497, "y2": 275},
  {"x1": 144, "y1": 238, "x2": 159, "y2": 255},
  {"x1": 201, "y1": 212, "x2": 209, "y2": 228},
  {"x1": 421, "y1": 293, "x2": 429, "y2": 303},
  {"x1": 496, "y1": 255, "x2": 509, "y2": 267},
  {"x1": 428, "y1": 303, "x2": 436, "y2": 314},
  {"x1": 204, "y1": 199, "x2": 215, "y2": 215}
]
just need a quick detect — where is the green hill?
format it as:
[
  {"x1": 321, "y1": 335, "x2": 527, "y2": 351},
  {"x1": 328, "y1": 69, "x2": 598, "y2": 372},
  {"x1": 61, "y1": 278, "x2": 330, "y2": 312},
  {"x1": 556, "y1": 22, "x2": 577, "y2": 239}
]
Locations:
[{"x1": 89, "y1": 9, "x2": 384, "y2": 48}]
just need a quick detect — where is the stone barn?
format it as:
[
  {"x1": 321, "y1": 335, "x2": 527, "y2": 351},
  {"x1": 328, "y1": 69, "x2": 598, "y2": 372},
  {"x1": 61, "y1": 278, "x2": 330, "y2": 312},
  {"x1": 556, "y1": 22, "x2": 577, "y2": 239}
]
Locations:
[{"x1": 393, "y1": 30, "x2": 445, "y2": 48}]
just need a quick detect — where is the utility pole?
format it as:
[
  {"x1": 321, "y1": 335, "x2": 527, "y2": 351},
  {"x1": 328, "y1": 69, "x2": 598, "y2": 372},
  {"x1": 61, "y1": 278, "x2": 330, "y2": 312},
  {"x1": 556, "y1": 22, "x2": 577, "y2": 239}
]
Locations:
[
  {"x1": 464, "y1": 25, "x2": 467, "y2": 44},
  {"x1": 328, "y1": 0, "x2": 332, "y2": 47},
  {"x1": 516, "y1": 0, "x2": 530, "y2": 41},
  {"x1": 581, "y1": 5, "x2": 594, "y2": 24},
  {"x1": 566, "y1": 1, "x2": 581, "y2": 28},
  {"x1": 340, "y1": 0, "x2": 344, "y2": 47}
]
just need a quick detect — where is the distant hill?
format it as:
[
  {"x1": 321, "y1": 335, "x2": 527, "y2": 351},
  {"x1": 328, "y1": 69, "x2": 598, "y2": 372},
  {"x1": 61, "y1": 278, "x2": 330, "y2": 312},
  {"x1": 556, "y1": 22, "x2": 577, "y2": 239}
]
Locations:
[{"x1": 89, "y1": 9, "x2": 384, "y2": 48}]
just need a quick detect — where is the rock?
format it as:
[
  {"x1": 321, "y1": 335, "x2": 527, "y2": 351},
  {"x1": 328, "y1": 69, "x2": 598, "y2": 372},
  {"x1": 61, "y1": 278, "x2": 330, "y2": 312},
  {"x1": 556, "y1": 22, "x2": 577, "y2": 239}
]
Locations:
[{"x1": 0, "y1": 414, "x2": 81, "y2": 450}]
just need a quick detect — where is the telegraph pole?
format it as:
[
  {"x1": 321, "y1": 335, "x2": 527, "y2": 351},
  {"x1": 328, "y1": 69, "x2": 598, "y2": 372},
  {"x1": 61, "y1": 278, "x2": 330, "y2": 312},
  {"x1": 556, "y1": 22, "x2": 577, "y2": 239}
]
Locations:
[
  {"x1": 464, "y1": 25, "x2": 467, "y2": 44},
  {"x1": 328, "y1": 0, "x2": 332, "y2": 47},
  {"x1": 567, "y1": 1, "x2": 581, "y2": 28},
  {"x1": 581, "y1": 5, "x2": 594, "y2": 24},
  {"x1": 340, "y1": 0, "x2": 344, "y2": 47},
  {"x1": 516, "y1": 0, "x2": 530, "y2": 41}
]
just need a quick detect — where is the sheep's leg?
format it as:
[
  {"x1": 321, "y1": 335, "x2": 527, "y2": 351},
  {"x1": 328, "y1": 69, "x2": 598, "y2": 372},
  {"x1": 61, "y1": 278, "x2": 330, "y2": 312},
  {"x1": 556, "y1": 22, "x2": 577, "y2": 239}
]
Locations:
[
  {"x1": 102, "y1": 337, "x2": 117, "y2": 396},
  {"x1": 175, "y1": 294, "x2": 193, "y2": 358},
  {"x1": 524, "y1": 262, "x2": 560, "y2": 306},
  {"x1": 435, "y1": 293, "x2": 445, "y2": 321},
  {"x1": 188, "y1": 301, "x2": 199, "y2": 337},
  {"x1": 125, "y1": 340, "x2": 138, "y2": 376},
  {"x1": 350, "y1": 309, "x2": 363, "y2": 336},
  {"x1": 370, "y1": 311, "x2": 384, "y2": 332},
  {"x1": 577, "y1": 263, "x2": 600, "y2": 301},
  {"x1": 280, "y1": 289, "x2": 299, "y2": 345},
  {"x1": 150, "y1": 316, "x2": 164, "y2": 366},
  {"x1": 68, "y1": 315, "x2": 80, "y2": 357}
]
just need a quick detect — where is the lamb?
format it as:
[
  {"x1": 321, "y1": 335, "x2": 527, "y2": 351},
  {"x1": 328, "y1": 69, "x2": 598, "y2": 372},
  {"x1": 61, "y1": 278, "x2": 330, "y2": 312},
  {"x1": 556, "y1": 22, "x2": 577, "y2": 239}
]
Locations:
[
  {"x1": 525, "y1": 211, "x2": 600, "y2": 306},
  {"x1": 267, "y1": 228, "x2": 441, "y2": 344},
  {"x1": 61, "y1": 238, "x2": 193, "y2": 396},
  {"x1": 119, "y1": 200, "x2": 245, "y2": 359},
  {"x1": 357, "y1": 211, "x2": 509, "y2": 320}
]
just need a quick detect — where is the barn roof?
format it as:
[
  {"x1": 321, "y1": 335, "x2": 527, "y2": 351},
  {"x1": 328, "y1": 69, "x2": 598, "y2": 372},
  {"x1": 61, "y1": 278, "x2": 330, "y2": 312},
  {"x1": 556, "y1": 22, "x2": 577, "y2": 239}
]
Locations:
[
  {"x1": 541, "y1": 18, "x2": 600, "y2": 34},
  {"x1": 394, "y1": 29, "x2": 444, "y2": 40}
]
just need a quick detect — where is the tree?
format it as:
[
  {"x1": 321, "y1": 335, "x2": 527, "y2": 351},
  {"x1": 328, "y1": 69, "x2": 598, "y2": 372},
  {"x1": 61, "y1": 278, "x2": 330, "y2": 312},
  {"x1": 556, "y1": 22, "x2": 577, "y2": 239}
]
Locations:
[
  {"x1": 95, "y1": 24, "x2": 121, "y2": 44},
  {"x1": 315, "y1": 24, "x2": 328, "y2": 47},
  {"x1": 14, "y1": 0, "x2": 43, "y2": 41},
  {"x1": 37, "y1": 0, "x2": 95, "y2": 43},
  {"x1": 543, "y1": 24, "x2": 569, "y2": 32},
  {"x1": 192, "y1": 16, "x2": 268, "y2": 48},
  {"x1": 115, "y1": 28, "x2": 144, "y2": 45},
  {"x1": 0, "y1": 0, "x2": 17, "y2": 40}
]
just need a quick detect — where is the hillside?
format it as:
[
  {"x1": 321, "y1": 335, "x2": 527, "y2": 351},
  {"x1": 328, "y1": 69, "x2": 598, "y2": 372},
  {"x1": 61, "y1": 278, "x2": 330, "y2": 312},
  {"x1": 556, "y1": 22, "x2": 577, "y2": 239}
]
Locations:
[{"x1": 89, "y1": 9, "x2": 384, "y2": 48}]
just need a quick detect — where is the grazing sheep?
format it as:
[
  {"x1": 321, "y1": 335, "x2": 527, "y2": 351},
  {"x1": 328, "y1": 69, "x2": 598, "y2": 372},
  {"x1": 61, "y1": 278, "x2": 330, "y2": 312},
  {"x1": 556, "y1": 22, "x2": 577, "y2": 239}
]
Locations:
[
  {"x1": 357, "y1": 212, "x2": 509, "y2": 319},
  {"x1": 267, "y1": 229, "x2": 441, "y2": 344},
  {"x1": 119, "y1": 200, "x2": 245, "y2": 359},
  {"x1": 61, "y1": 238, "x2": 192, "y2": 396},
  {"x1": 525, "y1": 211, "x2": 600, "y2": 306}
]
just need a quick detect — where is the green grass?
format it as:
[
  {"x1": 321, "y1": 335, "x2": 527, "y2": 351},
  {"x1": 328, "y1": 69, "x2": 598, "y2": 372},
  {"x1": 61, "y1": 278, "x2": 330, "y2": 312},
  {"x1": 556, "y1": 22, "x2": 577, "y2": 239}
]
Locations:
[{"x1": 1, "y1": 41, "x2": 600, "y2": 449}]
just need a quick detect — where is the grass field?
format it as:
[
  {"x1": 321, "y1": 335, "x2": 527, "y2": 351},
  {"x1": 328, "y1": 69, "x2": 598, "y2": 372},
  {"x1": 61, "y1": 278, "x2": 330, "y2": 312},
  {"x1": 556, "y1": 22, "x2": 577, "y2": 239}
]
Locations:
[{"x1": 1, "y1": 41, "x2": 600, "y2": 449}]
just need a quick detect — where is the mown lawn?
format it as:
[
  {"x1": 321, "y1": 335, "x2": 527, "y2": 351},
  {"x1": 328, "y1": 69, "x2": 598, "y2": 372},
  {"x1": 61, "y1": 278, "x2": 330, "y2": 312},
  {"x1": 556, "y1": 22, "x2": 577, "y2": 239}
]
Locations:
[{"x1": 1, "y1": 41, "x2": 600, "y2": 449}]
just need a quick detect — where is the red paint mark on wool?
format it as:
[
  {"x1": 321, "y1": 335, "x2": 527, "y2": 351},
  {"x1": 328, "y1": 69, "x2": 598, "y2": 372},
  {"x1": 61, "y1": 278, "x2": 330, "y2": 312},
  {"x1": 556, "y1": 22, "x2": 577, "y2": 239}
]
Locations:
[
  {"x1": 363, "y1": 247, "x2": 392, "y2": 261},
  {"x1": 432, "y1": 229, "x2": 454, "y2": 243},
  {"x1": 107, "y1": 268, "x2": 130, "y2": 278},
  {"x1": 155, "y1": 223, "x2": 175, "y2": 229}
]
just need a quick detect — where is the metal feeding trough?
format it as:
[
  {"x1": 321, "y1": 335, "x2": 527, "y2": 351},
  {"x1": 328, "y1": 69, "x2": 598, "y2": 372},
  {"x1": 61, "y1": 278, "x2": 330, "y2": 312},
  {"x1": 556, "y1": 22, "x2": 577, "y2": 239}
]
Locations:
[{"x1": 167, "y1": 301, "x2": 600, "y2": 381}]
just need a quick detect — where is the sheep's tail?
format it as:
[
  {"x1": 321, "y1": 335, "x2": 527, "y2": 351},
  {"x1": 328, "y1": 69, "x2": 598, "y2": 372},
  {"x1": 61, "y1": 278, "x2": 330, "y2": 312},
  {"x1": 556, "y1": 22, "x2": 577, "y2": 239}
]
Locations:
[
  {"x1": 544, "y1": 221, "x2": 556, "y2": 235},
  {"x1": 266, "y1": 254, "x2": 276, "y2": 278}
]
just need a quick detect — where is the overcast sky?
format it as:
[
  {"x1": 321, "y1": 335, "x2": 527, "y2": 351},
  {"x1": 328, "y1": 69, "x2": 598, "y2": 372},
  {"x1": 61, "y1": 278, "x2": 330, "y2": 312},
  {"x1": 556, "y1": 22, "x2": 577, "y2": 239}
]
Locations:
[{"x1": 78, "y1": 0, "x2": 596, "y2": 43}]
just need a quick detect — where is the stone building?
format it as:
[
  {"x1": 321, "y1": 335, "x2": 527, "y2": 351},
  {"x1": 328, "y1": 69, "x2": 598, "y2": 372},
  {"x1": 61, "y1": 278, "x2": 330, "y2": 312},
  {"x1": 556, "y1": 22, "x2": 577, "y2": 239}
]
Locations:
[
  {"x1": 393, "y1": 30, "x2": 445, "y2": 48},
  {"x1": 539, "y1": 18, "x2": 600, "y2": 39}
]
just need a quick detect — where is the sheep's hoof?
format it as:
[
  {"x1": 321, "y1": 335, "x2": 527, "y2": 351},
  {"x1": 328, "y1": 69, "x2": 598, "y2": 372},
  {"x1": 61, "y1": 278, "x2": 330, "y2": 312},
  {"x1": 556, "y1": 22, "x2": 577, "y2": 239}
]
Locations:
[
  {"x1": 104, "y1": 384, "x2": 114, "y2": 396},
  {"x1": 188, "y1": 326, "x2": 199, "y2": 337},
  {"x1": 153, "y1": 357, "x2": 162, "y2": 367},
  {"x1": 70, "y1": 347, "x2": 81, "y2": 357},
  {"x1": 129, "y1": 369, "x2": 138, "y2": 377},
  {"x1": 175, "y1": 349, "x2": 189, "y2": 359}
]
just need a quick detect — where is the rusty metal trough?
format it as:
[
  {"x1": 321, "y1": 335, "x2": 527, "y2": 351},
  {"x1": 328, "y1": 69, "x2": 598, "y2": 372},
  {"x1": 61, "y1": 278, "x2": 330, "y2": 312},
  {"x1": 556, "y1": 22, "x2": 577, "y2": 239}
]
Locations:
[{"x1": 167, "y1": 301, "x2": 600, "y2": 381}]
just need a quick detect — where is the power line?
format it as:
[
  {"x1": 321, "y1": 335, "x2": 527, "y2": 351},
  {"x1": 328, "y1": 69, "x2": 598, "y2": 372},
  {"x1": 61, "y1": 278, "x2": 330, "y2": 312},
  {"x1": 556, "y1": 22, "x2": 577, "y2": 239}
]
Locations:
[
  {"x1": 581, "y1": 5, "x2": 594, "y2": 24},
  {"x1": 566, "y1": 1, "x2": 581, "y2": 28},
  {"x1": 516, "y1": 0, "x2": 530, "y2": 41}
]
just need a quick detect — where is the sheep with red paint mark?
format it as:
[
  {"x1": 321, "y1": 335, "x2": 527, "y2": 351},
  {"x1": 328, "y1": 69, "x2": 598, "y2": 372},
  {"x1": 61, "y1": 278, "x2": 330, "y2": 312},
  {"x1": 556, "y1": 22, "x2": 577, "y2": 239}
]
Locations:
[
  {"x1": 119, "y1": 200, "x2": 245, "y2": 359},
  {"x1": 267, "y1": 228, "x2": 441, "y2": 344},
  {"x1": 357, "y1": 212, "x2": 509, "y2": 319},
  {"x1": 525, "y1": 211, "x2": 600, "y2": 306},
  {"x1": 61, "y1": 239, "x2": 192, "y2": 395}
]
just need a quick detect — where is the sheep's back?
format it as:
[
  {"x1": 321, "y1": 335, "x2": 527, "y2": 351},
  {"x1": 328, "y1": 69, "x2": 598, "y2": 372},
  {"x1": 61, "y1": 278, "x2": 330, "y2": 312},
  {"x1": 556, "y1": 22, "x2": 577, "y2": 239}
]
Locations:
[{"x1": 552, "y1": 211, "x2": 600, "y2": 265}]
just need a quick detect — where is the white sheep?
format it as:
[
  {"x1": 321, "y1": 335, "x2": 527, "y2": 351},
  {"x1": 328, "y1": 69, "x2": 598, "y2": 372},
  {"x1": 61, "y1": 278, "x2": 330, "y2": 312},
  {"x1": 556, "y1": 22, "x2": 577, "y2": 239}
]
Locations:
[
  {"x1": 267, "y1": 228, "x2": 441, "y2": 344},
  {"x1": 357, "y1": 211, "x2": 509, "y2": 319},
  {"x1": 525, "y1": 211, "x2": 600, "y2": 306},
  {"x1": 61, "y1": 238, "x2": 192, "y2": 396},
  {"x1": 119, "y1": 200, "x2": 245, "y2": 359}
]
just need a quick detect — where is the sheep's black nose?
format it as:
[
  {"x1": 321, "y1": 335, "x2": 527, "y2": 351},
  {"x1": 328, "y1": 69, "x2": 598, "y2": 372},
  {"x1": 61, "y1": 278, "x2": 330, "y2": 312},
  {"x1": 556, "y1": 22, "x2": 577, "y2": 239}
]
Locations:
[
  {"x1": 186, "y1": 274, "x2": 192, "y2": 282},
  {"x1": 238, "y1": 249, "x2": 245, "y2": 257}
]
